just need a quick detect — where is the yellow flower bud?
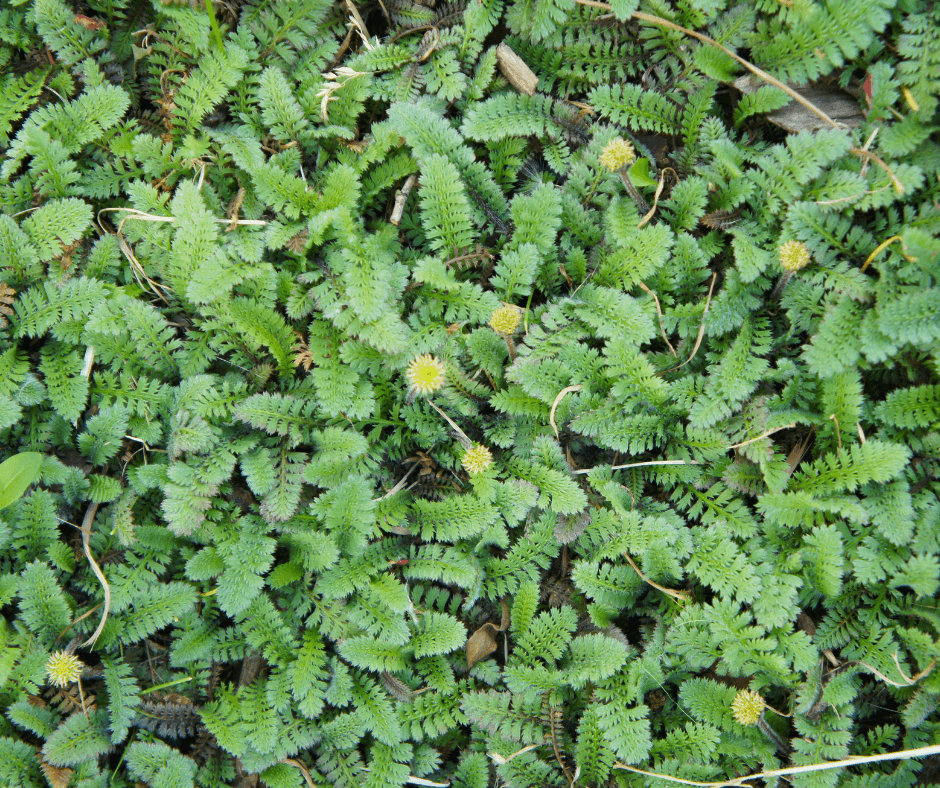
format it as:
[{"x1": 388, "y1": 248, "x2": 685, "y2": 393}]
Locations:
[
  {"x1": 462, "y1": 443, "x2": 494, "y2": 474},
  {"x1": 489, "y1": 305, "x2": 521, "y2": 335},
  {"x1": 406, "y1": 355, "x2": 446, "y2": 395},
  {"x1": 779, "y1": 240, "x2": 810, "y2": 272},
  {"x1": 599, "y1": 137, "x2": 637, "y2": 172},
  {"x1": 731, "y1": 688, "x2": 766, "y2": 726},
  {"x1": 46, "y1": 651, "x2": 83, "y2": 688}
]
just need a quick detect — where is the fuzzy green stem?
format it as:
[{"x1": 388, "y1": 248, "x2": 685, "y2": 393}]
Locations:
[
  {"x1": 619, "y1": 170, "x2": 650, "y2": 214},
  {"x1": 770, "y1": 269, "x2": 794, "y2": 301},
  {"x1": 756, "y1": 712, "x2": 789, "y2": 755}
]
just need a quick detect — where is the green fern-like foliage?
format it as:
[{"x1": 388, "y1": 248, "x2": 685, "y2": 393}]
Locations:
[
  {"x1": 749, "y1": 0, "x2": 895, "y2": 84},
  {"x1": 1, "y1": 0, "x2": 939, "y2": 785}
]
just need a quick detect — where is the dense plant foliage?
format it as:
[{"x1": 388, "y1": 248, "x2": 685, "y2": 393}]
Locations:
[{"x1": 1, "y1": 0, "x2": 939, "y2": 786}]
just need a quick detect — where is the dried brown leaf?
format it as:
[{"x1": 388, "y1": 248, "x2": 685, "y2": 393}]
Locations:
[
  {"x1": 40, "y1": 760, "x2": 73, "y2": 788},
  {"x1": 466, "y1": 622, "x2": 500, "y2": 668}
]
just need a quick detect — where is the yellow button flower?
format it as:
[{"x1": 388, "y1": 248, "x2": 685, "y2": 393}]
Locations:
[
  {"x1": 406, "y1": 354, "x2": 446, "y2": 395},
  {"x1": 731, "y1": 688, "x2": 765, "y2": 726},
  {"x1": 489, "y1": 305, "x2": 521, "y2": 335},
  {"x1": 46, "y1": 651, "x2": 83, "y2": 688},
  {"x1": 599, "y1": 137, "x2": 637, "y2": 172},
  {"x1": 779, "y1": 240, "x2": 810, "y2": 272},
  {"x1": 462, "y1": 443, "x2": 494, "y2": 474}
]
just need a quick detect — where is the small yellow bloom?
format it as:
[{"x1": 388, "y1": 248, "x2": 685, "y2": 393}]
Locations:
[
  {"x1": 406, "y1": 355, "x2": 446, "y2": 395},
  {"x1": 46, "y1": 651, "x2": 83, "y2": 688},
  {"x1": 731, "y1": 688, "x2": 765, "y2": 726},
  {"x1": 599, "y1": 137, "x2": 636, "y2": 172},
  {"x1": 489, "y1": 305, "x2": 521, "y2": 335},
  {"x1": 779, "y1": 240, "x2": 810, "y2": 272},
  {"x1": 462, "y1": 443, "x2": 494, "y2": 474}
]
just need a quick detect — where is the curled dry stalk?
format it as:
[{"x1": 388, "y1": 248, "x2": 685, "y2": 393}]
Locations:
[
  {"x1": 666, "y1": 272, "x2": 717, "y2": 373},
  {"x1": 79, "y1": 502, "x2": 109, "y2": 647},
  {"x1": 622, "y1": 551, "x2": 689, "y2": 602}
]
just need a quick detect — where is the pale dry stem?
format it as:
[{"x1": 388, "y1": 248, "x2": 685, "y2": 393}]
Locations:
[
  {"x1": 667, "y1": 272, "x2": 717, "y2": 373},
  {"x1": 614, "y1": 743, "x2": 940, "y2": 787},
  {"x1": 549, "y1": 384, "x2": 582, "y2": 440},
  {"x1": 79, "y1": 502, "x2": 110, "y2": 647},
  {"x1": 636, "y1": 280, "x2": 677, "y2": 356},
  {"x1": 623, "y1": 552, "x2": 689, "y2": 602}
]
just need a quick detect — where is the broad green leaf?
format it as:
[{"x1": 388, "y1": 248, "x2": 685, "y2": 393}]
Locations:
[
  {"x1": 627, "y1": 157, "x2": 657, "y2": 187},
  {"x1": 0, "y1": 452, "x2": 43, "y2": 510}
]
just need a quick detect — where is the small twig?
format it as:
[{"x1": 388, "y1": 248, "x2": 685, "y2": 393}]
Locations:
[
  {"x1": 637, "y1": 167, "x2": 671, "y2": 228},
  {"x1": 850, "y1": 147, "x2": 904, "y2": 194},
  {"x1": 374, "y1": 461, "x2": 421, "y2": 501},
  {"x1": 58, "y1": 603, "x2": 103, "y2": 641},
  {"x1": 426, "y1": 400, "x2": 473, "y2": 449},
  {"x1": 727, "y1": 423, "x2": 796, "y2": 450},
  {"x1": 76, "y1": 346, "x2": 95, "y2": 426},
  {"x1": 550, "y1": 384, "x2": 582, "y2": 440},
  {"x1": 488, "y1": 744, "x2": 542, "y2": 765},
  {"x1": 665, "y1": 272, "x2": 717, "y2": 373},
  {"x1": 855, "y1": 657, "x2": 933, "y2": 688},
  {"x1": 613, "y1": 744, "x2": 940, "y2": 787},
  {"x1": 636, "y1": 280, "x2": 677, "y2": 356},
  {"x1": 390, "y1": 174, "x2": 417, "y2": 226},
  {"x1": 80, "y1": 346, "x2": 95, "y2": 379},
  {"x1": 856, "y1": 128, "x2": 879, "y2": 177},
  {"x1": 374, "y1": 0, "x2": 391, "y2": 24},
  {"x1": 829, "y1": 414, "x2": 843, "y2": 452},
  {"x1": 400, "y1": 776, "x2": 450, "y2": 787},
  {"x1": 495, "y1": 42, "x2": 538, "y2": 96},
  {"x1": 282, "y1": 759, "x2": 318, "y2": 788},
  {"x1": 573, "y1": 459, "x2": 698, "y2": 476},
  {"x1": 573, "y1": 425, "x2": 799, "y2": 477},
  {"x1": 99, "y1": 207, "x2": 266, "y2": 302},
  {"x1": 344, "y1": 0, "x2": 374, "y2": 50},
  {"x1": 140, "y1": 676, "x2": 194, "y2": 695},
  {"x1": 814, "y1": 185, "x2": 890, "y2": 206},
  {"x1": 98, "y1": 206, "x2": 267, "y2": 228},
  {"x1": 80, "y1": 503, "x2": 110, "y2": 648},
  {"x1": 892, "y1": 653, "x2": 936, "y2": 685},
  {"x1": 623, "y1": 552, "x2": 689, "y2": 602},
  {"x1": 77, "y1": 675, "x2": 90, "y2": 718},
  {"x1": 609, "y1": 459, "x2": 693, "y2": 472},
  {"x1": 360, "y1": 767, "x2": 450, "y2": 786},
  {"x1": 861, "y1": 235, "x2": 910, "y2": 273}
]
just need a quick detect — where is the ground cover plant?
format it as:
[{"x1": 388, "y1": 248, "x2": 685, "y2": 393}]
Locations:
[{"x1": 1, "y1": 0, "x2": 940, "y2": 786}]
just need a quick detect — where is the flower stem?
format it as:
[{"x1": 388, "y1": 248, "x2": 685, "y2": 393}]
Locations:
[
  {"x1": 619, "y1": 170, "x2": 650, "y2": 214},
  {"x1": 757, "y1": 712, "x2": 789, "y2": 755},
  {"x1": 770, "y1": 269, "x2": 794, "y2": 301}
]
